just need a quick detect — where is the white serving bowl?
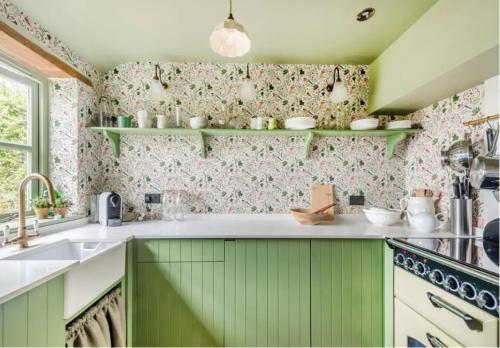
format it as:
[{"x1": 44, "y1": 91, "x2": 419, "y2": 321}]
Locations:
[
  {"x1": 285, "y1": 116, "x2": 315, "y2": 129},
  {"x1": 386, "y1": 120, "x2": 412, "y2": 130},
  {"x1": 190, "y1": 116, "x2": 207, "y2": 129},
  {"x1": 363, "y1": 208, "x2": 402, "y2": 226},
  {"x1": 350, "y1": 118, "x2": 379, "y2": 130}
]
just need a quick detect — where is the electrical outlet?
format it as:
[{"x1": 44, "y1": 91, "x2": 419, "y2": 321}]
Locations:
[
  {"x1": 144, "y1": 193, "x2": 161, "y2": 204},
  {"x1": 349, "y1": 195, "x2": 365, "y2": 206}
]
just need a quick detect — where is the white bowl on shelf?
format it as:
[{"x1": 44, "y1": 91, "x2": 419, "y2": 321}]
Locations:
[
  {"x1": 190, "y1": 116, "x2": 207, "y2": 129},
  {"x1": 386, "y1": 120, "x2": 412, "y2": 130},
  {"x1": 350, "y1": 118, "x2": 379, "y2": 130},
  {"x1": 363, "y1": 207, "x2": 402, "y2": 226},
  {"x1": 285, "y1": 117, "x2": 315, "y2": 129}
]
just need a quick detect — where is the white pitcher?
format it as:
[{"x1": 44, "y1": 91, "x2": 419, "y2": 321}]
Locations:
[{"x1": 400, "y1": 197, "x2": 436, "y2": 214}]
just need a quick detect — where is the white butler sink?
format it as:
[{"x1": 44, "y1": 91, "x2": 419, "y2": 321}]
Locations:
[{"x1": 3, "y1": 239, "x2": 126, "y2": 319}]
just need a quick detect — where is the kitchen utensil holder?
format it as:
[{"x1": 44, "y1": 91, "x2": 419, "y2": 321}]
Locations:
[{"x1": 450, "y1": 198, "x2": 472, "y2": 235}]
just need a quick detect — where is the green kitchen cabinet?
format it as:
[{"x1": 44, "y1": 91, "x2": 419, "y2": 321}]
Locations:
[
  {"x1": 132, "y1": 239, "x2": 385, "y2": 347},
  {"x1": 311, "y1": 239, "x2": 384, "y2": 347},
  {"x1": 0, "y1": 275, "x2": 65, "y2": 347},
  {"x1": 134, "y1": 239, "x2": 225, "y2": 347},
  {"x1": 224, "y1": 239, "x2": 311, "y2": 347}
]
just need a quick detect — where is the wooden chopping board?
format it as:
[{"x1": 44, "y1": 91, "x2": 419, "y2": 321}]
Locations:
[{"x1": 311, "y1": 184, "x2": 335, "y2": 219}]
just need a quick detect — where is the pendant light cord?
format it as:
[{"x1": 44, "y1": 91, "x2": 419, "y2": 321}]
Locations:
[{"x1": 228, "y1": 0, "x2": 234, "y2": 19}]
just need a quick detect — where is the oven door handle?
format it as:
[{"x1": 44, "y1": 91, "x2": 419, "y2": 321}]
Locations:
[
  {"x1": 426, "y1": 333, "x2": 447, "y2": 347},
  {"x1": 427, "y1": 292, "x2": 483, "y2": 331}
]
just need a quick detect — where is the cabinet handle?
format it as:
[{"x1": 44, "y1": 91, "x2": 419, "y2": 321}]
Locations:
[
  {"x1": 426, "y1": 292, "x2": 483, "y2": 331},
  {"x1": 426, "y1": 333, "x2": 447, "y2": 347}
]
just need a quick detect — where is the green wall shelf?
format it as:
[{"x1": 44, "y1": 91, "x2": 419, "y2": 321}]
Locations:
[{"x1": 88, "y1": 127, "x2": 423, "y2": 160}]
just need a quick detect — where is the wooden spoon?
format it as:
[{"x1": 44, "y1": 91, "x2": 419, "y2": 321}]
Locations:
[{"x1": 310, "y1": 202, "x2": 335, "y2": 214}]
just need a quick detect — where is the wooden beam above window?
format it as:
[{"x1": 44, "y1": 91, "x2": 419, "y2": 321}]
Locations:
[{"x1": 0, "y1": 21, "x2": 92, "y2": 86}]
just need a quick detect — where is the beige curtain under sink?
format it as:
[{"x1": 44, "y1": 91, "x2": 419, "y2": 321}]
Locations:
[{"x1": 66, "y1": 287, "x2": 126, "y2": 347}]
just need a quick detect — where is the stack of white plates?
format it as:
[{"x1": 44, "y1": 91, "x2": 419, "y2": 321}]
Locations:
[
  {"x1": 386, "y1": 120, "x2": 412, "y2": 130},
  {"x1": 285, "y1": 117, "x2": 316, "y2": 129},
  {"x1": 350, "y1": 118, "x2": 379, "y2": 130}
]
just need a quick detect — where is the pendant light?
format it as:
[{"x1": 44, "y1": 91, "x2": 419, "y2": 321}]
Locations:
[
  {"x1": 209, "y1": 0, "x2": 251, "y2": 58},
  {"x1": 150, "y1": 64, "x2": 169, "y2": 101},
  {"x1": 240, "y1": 64, "x2": 256, "y2": 102},
  {"x1": 326, "y1": 67, "x2": 348, "y2": 104}
]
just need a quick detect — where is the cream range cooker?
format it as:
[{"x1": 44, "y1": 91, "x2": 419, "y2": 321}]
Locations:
[{"x1": 387, "y1": 238, "x2": 499, "y2": 347}]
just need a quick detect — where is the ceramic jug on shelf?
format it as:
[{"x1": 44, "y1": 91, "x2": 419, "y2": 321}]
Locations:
[
  {"x1": 406, "y1": 211, "x2": 447, "y2": 233},
  {"x1": 400, "y1": 196, "x2": 437, "y2": 214}
]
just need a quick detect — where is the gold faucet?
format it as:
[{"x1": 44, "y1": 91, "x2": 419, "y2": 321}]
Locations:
[{"x1": 3, "y1": 173, "x2": 55, "y2": 249}]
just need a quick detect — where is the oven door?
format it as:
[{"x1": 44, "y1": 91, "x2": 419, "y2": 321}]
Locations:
[{"x1": 395, "y1": 298, "x2": 463, "y2": 347}]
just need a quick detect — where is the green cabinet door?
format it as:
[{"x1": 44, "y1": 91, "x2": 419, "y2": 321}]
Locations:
[
  {"x1": 135, "y1": 240, "x2": 225, "y2": 347},
  {"x1": 224, "y1": 239, "x2": 311, "y2": 347},
  {"x1": 311, "y1": 239, "x2": 384, "y2": 347},
  {"x1": 0, "y1": 275, "x2": 64, "y2": 347}
]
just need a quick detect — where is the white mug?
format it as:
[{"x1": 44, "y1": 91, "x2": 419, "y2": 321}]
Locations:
[
  {"x1": 400, "y1": 197, "x2": 435, "y2": 214},
  {"x1": 251, "y1": 117, "x2": 266, "y2": 130},
  {"x1": 189, "y1": 116, "x2": 207, "y2": 129},
  {"x1": 156, "y1": 115, "x2": 167, "y2": 128},
  {"x1": 137, "y1": 110, "x2": 152, "y2": 128}
]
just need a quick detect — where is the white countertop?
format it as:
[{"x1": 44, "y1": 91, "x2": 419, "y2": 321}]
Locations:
[
  {"x1": 0, "y1": 214, "x2": 466, "y2": 305},
  {"x1": 0, "y1": 260, "x2": 77, "y2": 304}
]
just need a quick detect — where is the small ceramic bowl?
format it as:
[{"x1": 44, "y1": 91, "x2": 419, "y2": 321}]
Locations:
[
  {"x1": 190, "y1": 116, "x2": 207, "y2": 129},
  {"x1": 350, "y1": 118, "x2": 379, "y2": 130},
  {"x1": 363, "y1": 208, "x2": 402, "y2": 226}
]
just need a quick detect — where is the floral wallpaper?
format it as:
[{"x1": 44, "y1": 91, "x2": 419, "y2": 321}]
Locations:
[
  {"x1": 49, "y1": 79, "x2": 100, "y2": 215},
  {"x1": 404, "y1": 84, "x2": 496, "y2": 227},
  {"x1": 99, "y1": 62, "x2": 408, "y2": 214},
  {"x1": 49, "y1": 79, "x2": 79, "y2": 209},
  {"x1": 0, "y1": 0, "x2": 101, "y2": 85},
  {"x1": 103, "y1": 62, "x2": 369, "y2": 128}
]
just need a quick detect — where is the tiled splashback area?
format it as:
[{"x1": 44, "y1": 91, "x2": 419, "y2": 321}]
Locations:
[{"x1": 99, "y1": 62, "x2": 407, "y2": 214}]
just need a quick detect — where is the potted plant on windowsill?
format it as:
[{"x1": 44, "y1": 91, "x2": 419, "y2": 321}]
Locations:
[
  {"x1": 53, "y1": 198, "x2": 71, "y2": 218},
  {"x1": 31, "y1": 197, "x2": 50, "y2": 219}
]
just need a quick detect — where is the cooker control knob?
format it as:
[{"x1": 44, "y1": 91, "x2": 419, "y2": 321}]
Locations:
[
  {"x1": 458, "y1": 282, "x2": 477, "y2": 300},
  {"x1": 429, "y1": 269, "x2": 444, "y2": 285},
  {"x1": 395, "y1": 253, "x2": 405, "y2": 266},
  {"x1": 444, "y1": 275, "x2": 459, "y2": 292},
  {"x1": 414, "y1": 262, "x2": 427, "y2": 276},
  {"x1": 404, "y1": 257, "x2": 415, "y2": 271},
  {"x1": 477, "y1": 290, "x2": 497, "y2": 310}
]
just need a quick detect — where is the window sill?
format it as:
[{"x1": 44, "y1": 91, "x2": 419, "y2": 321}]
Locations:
[{"x1": 0, "y1": 214, "x2": 85, "y2": 234}]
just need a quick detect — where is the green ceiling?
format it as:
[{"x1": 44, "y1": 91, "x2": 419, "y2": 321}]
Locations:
[{"x1": 10, "y1": 0, "x2": 437, "y2": 72}]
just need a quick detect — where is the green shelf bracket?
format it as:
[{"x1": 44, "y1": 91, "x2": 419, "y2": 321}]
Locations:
[
  {"x1": 304, "y1": 131, "x2": 315, "y2": 159},
  {"x1": 386, "y1": 132, "x2": 407, "y2": 159},
  {"x1": 198, "y1": 131, "x2": 207, "y2": 158},
  {"x1": 103, "y1": 130, "x2": 121, "y2": 157}
]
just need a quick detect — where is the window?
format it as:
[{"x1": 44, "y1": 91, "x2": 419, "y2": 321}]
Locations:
[{"x1": 0, "y1": 62, "x2": 44, "y2": 219}]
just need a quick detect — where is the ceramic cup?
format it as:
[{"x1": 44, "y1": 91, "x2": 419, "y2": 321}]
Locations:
[
  {"x1": 190, "y1": 116, "x2": 207, "y2": 129},
  {"x1": 137, "y1": 110, "x2": 152, "y2": 128},
  {"x1": 117, "y1": 115, "x2": 131, "y2": 128},
  {"x1": 156, "y1": 115, "x2": 168, "y2": 128},
  {"x1": 250, "y1": 117, "x2": 267, "y2": 130}
]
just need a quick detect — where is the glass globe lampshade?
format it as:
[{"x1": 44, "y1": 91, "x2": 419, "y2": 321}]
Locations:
[
  {"x1": 210, "y1": 18, "x2": 251, "y2": 58},
  {"x1": 240, "y1": 78, "x2": 256, "y2": 102},
  {"x1": 150, "y1": 79, "x2": 164, "y2": 101},
  {"x1": 329, "y1": 81, "x2": 348, "y2": 104}
]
